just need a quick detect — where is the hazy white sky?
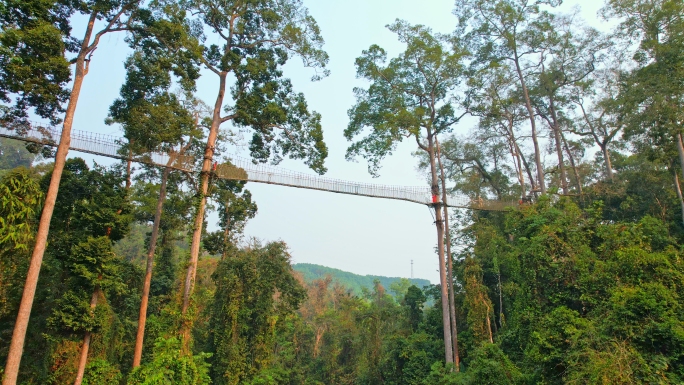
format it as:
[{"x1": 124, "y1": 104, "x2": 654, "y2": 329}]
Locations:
[{"x1": 66, "y1": 0, "x2": 608, "y2": 283}]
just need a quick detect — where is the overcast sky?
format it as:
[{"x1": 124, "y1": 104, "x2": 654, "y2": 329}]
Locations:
[{"x1": 65, "y1": 0, "x2": 608, "y2": 283}]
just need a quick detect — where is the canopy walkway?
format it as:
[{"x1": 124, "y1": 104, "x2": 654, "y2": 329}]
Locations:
[{"x1": 0, "y1": 122, "x2": 515, "y2": 211}]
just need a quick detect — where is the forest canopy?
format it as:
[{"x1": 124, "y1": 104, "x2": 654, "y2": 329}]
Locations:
[{"x1": 1, "y1": 0, "x2": 684, "y2": 384}]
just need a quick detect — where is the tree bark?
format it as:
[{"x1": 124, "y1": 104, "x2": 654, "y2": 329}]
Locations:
[
  {"x1": 73, "y1": 286, "x2": 100, "y2": 385},
  {"x1": 2, "y1": 12, "x2": 98, "y2": 385},
  {"x1": 426, "y1": 132, "x2": 453, "y2": 365},
  {"x1": 132, "y1": 166, "x2": 171, "y2": 367},
  {"x1": 485, "y1": 300, "x2": 494, "y2": 343},
  {"x1": 181, "y1": 72, "x2": 227, "y2": 349},
  {"x1": 125, "y1": 152, "x2": 133, "y2": 190},
  {"x1": 436, "y1": 139, "x2": 459, "y2": 371},
  {"x1": 514, "y1": 55, "x2": 545, "y2": 194},
  {"x1": 601, "y1": 144, "x2": 614, "y2": 182},
  {"x1": 677, "y1": 133, "x2": 684, "y2": 185},
  {"x1": 674, "y1": 169, "x2": 684, "y2": 226}
]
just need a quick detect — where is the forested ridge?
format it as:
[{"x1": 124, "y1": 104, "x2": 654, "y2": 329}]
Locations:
[
  {"x1": 292, "y1": 264, "x2": 431, "y2": 297},
  {"x1": 1, "y1": 0, "x2": 684, "y2": 384}
]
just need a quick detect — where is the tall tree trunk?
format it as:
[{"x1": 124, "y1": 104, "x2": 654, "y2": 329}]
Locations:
[
  {"x1": 132, "y1": 166, "x2": 171, "y2": 367},
  {"x1": 516, "y1": 142, "x2": 536, "y2": 192},
  {"x1": 601, "y1": 144, "x2": 614, "y2": 182},
  {"x1": 674, "y1": 169, "x2": 684, "y2": 225},
  {"x1": 485, "y1": 300, "x2": 494, "y2": 343},
  {"x1": 427, "y1": 133, "x2": 453, "y2": 365},
  {"x1": 436, "y1": 139, "x2": 460, "y2": 371},
  {"x1": 511, "y1": 145, "x2": 526, "y2": 198},
  {"x1": 514, "y1": 55, "x2": 545, "y2": 193},
  {"x1": 181, "y1": 72, "x2": 227, "y2": 349},
  {"x1": 2, "y1": 12, "x2": 98, "y2": 385},
  {"x1": 549, "y1": 100, "x2": 568, "y2": 195},
  {"x1": 497, "y1": 269, "x2": 504, "y2": 329},
  {"x1": 677, "y1": 133, "x2": 684, "y2": 184},
  {"x1": 73, "y1": 286, "x2": 100, "y2": 385}
]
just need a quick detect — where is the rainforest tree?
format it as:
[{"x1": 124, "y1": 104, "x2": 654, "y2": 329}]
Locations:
[{"x1": 345, "y1": 20, "x2": 469, "y2": 365}]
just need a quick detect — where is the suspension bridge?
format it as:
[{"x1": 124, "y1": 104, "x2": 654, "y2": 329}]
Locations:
[{"x1": 0, "y1": 122, "x2": 515, "y2": 211}]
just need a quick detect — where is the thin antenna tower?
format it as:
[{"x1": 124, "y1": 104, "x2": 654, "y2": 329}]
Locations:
[{"x1": 411, "y1": 260, "x2": 414, "y2": 279}]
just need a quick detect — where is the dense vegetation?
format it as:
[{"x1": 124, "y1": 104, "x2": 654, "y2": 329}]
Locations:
[{"x1": 1, "y1": 0, "x2": 684, "y2": 384}]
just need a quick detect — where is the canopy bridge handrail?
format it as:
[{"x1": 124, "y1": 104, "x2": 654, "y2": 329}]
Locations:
[{"x1": 0, "y1": 122, "x2": 517, "y2": 211}]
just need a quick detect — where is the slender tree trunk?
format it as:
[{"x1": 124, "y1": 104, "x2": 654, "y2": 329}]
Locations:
[
  {"x1": 485, "y1": 301, "x2": 494, "y2": 343},
  {"x1": 549, "y1": 101, "x2": 568, "y2": 195},
  {"x1": 436, "y1": 139, "x2": 459, "y2": 371},
  {"x1": 2, "y1": 12, "x2": 98, "y2": 385},
  {"x1": 516, "y1": 142, "x2": 536, "y2": 192},
  {"x1": 181, "y1": 72, "x2": 227, "y2": 348},
  {"x1": 514, "y1": 56, "x2": 545, "y2": 193},
  {"x1": 511, "y1": 146, "x2": 526, "y2": 198},
  {"x1": 497, "y1": 270, "x2": 504, "y2": 328},
  {"x1": 505, "y1": 122, "x2": 526, "y2": 198},
  {"x1": 601, "y1": 144, "x2": 614, "y2": 182},
  {"x1": 132, "y1": 166, "x2": 171, "y2": 367},
  {"x1": 126, "y1": 156, "x2": 133, "y2": 190},
  {"x1": 426, "y1": 133, "x2": 453, "y2": 365},
  {"x1": 677, "y1": 133, "x2": 684, "y2": 184},
  {"x1": 560, "y1": 130, "x2": 583, "y2": 195},
  {"x1": 73, "y1": 286, "x2": 100, "y2": 385},
  {"x1": 674, "y1": 169, "x2": 684, "y2": 225}
]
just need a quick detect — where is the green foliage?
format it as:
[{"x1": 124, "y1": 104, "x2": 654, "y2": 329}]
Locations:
[
  {"x1": 0, "y1": 167, "x2": 42, "y2": 251},
  {"x1": 44, "y1": 158, "x2": 132, "y2": 244},
  {"x1": 127, "y1": 337, "x2": 211, "y2": 385},
  {"x1": 48, "y1": 290, "x2": 107, "y2": 333},
  {"x1": 82, "y1": 358, "x2": 122, "y2": 385},
  {"x1": 107, "y1": 45, "x2": 199, "y2": 156},
  {"x1": 203, "y1": 179, "x2": 257, "y2": 256},
  {"x1": 0, "y1": 167, "x2": 42, "y2": 320},
  {"x1": 345, "y1": 20, "x2": 467, "y2": 175},
  {"x1": 209, "y1": 242, "x2": 306, "y2": 385},
  {"x1": 424, "y1": 344, "x2": 520, "y2": 385},
  {"x1": 137, "y1": 0, "x2": 331, "y2": 173},
  {"x1": 69, "y1": 236, "x2": 127, "y2": 293},
  {"x1": 404, "y1": 285, "x2": 426, "y2": 332},
  {"x1": 0, "y1": 0, "x2": 71, "y2": 122},
  {"x1": 462, "y1": 257, "x2": 494, "y2": 346},
  {"x1": 462, "y1": 199, "x2": 684, "y2": 384},
  {"x1": 4, "y1": 2, "x2": 684, "y2": 384},
  {"x1": 462, "y1": 343, "x2": 521, "y2": 385}
]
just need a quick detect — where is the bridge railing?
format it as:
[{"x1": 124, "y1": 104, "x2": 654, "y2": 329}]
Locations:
[{"x1": 0, "y1": 121, "x2": 516, "y2": 210}]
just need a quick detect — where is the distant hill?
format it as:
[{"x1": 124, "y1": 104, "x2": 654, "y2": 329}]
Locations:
[{"x1": 292, "y1": 263, "x2": 431, "y2": 296}]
